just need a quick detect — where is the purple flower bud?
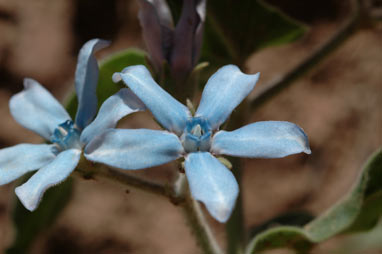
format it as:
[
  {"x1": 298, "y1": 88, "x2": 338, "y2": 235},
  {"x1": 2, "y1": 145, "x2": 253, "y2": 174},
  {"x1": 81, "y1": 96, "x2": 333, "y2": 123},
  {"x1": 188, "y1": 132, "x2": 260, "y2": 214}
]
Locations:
[{"x1": 138, "y1": 0, "x2": 206, "y2": 81}]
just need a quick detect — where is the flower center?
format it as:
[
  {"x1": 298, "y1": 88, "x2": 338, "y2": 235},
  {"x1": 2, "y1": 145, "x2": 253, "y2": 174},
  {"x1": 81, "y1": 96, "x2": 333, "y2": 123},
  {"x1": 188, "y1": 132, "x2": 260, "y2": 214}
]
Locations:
[
  {"x1": 181, "y1": 117, "x2": 212, "y2": 153},
  {"x1": 50, "y1": 120, "x2": 82, "y2": 151}
]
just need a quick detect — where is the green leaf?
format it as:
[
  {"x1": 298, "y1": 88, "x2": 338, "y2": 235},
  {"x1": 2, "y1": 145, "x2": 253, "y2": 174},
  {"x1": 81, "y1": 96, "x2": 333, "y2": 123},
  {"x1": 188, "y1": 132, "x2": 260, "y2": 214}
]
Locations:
[
  {"x1": 334, "y1": 219, "x2": 382, "y2": 254},
  {"x1": 245, "y1": 149, "x2": 382, "y2": 254},
  {"x1": 249, "y1": 210, "x2": 314, "y2": 239},
  {"x1": 202, "y1": 0, "x2": 307, "y2": 66},
  {"x1": 6, "y1": 176, "x2": 73, "y2": 254},
  {"x1": 66, "y1": 48, "x2": 147, "y2": 118}
]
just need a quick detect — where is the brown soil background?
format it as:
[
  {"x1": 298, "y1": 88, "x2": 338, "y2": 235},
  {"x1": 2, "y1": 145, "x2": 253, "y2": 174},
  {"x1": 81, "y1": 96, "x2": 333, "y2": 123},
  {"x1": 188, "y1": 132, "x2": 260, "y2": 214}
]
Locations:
[{"x1": 0, "y1": 0, "x2": 381, "y2": 253}]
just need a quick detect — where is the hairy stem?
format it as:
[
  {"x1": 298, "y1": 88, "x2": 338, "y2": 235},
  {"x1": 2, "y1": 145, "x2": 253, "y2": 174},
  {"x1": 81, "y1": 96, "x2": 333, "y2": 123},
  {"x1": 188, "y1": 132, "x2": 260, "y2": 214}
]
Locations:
[
  {"x1": 77, "y1": 159, "x2": 222, "y2": 253},
  {"x1": 222, "y1": 98, "x2": 251, "y2": 254},
  {"x1": 181, "y1": 191, "x2": 224, "y2": 254},
  {"x1": 226, "y1": 160, "x2": 245, "y2": 254},
  {"x1": 76, "y1": 158, "x2": 176, "y2": 200},
  {"x1": 249, "y1": 0, "x2": 361, "y2": 111}
]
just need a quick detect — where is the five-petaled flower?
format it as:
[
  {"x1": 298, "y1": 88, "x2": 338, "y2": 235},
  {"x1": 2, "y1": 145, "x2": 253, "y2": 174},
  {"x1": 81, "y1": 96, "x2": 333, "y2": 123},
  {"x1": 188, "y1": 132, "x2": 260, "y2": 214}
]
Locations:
[
  {"x1": 85, "y1": 64, "x2": 311, "y2": 222},
  {"x1": 0, "y1": 39, "x2": 144, "y2": 211}
]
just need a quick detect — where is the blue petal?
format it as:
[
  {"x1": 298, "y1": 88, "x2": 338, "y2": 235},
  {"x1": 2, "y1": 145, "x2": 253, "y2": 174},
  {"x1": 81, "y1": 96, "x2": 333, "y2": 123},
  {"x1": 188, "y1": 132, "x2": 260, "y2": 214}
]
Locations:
[
  {"x1": 85, "y1": 128, "x2": 184, "y2": 170},
  {"x1": 15, "y1": 149, "x2": 81, "y2": 211},
  {"x1": 184, "y1": 152, "x2": 239, "y2": 223},
  {"x1": 211, "y1": 121, "x2": 311, "y2": 158},
  {"x1": 74, "y1": 39, "x2": 110, "y2": 130},
  {"x1": 80, "y1": 88, "x2": 145, "y2": 145},
  {"x1": 195, "y1": 65, "x2": 260, "y2": 130},
  {"x1": 0, "y1": 144, "x2": 56, "y2": 185},
  {"x1": 113, "y1": 65, "x2": 191, "y2": 135},
  {"x1": 9, "y1": 79, "x2": 71, "y2": 140}
]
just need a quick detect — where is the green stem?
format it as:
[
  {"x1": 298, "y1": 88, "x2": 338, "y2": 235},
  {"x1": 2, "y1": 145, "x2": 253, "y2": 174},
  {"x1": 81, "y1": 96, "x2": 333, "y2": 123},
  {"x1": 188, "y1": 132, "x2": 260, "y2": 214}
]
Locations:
[
  {"x1": 76, "y1": 158, "x2": 176, "y2": 200},
  {"x1": 76, "y1": 159, "x2": 222, "y2": 253},
  {"x1": 226, "y1": 160, "x2": 245, "y2": 254},
  {"x1": 225, "y1": 101, "x2": 249, "y2": 254},
  {"x1": 249, "y1": 0, "x2": 361, "y2": 111},
  {"x1": 206, "y1": 15, "x2": 239, "y2": 65},
  {"x1": 181, "y1": 190, "x2": 224, "y2": 254}
]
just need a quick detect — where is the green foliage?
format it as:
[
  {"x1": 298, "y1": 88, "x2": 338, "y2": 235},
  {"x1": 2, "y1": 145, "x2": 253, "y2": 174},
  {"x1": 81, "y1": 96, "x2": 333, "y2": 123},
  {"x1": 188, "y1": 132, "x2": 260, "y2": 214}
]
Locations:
[
  {"x1": 249, "y1": 211, "x2": 314, "y2": 239},
  {"x1": 66, "y1": 48, "x2": 147, "y2": 118},
  {"x1": 202, "y1": 0, "x2": 307, "y2": 66},
  {"x1": 335, "y1": 219, "x2": 382, "y2": 254},
  {"x1": 246, "y1": 149, "x2": 382, "y2": 254},
  {"x1": 6, "y1": 177, "x2": 73, "y2": 254}
]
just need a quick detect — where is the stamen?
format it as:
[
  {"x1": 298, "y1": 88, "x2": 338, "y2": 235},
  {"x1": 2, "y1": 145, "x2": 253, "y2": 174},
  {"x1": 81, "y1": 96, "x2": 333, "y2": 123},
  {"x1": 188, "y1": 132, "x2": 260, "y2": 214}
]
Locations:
[
  {"x1": 191, "y1": 124, "x2": 202, "y2": 137},
  {"x1": 57, "y1": 126, "x2": 68, "y2": 136},
  {"x1": 182, "y1": 117, "x2": 212, "y2": 153},
  {"x1": 50, "y1": 120, "x2": 82, "y2": 151}
]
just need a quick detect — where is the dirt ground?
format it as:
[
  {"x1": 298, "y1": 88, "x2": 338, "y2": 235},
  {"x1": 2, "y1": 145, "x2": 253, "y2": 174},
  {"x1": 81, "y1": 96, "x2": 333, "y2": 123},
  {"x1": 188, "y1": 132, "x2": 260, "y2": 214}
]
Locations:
[{"x1": 0, "y1": 0, "x2": 381, "y2": 253}]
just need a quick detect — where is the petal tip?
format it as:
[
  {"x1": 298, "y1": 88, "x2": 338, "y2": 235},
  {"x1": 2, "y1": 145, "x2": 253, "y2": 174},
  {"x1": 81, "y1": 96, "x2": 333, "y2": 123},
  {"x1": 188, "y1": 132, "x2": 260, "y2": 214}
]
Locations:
[
  {"x1": 84, "y1": 38, "x2": 111, "y2": 51},
  {"x1": 112, "y1": 72, "x2": 122, "y2": 83},
  {"x1": 114, "y1": 65, "x2": 149, "y2": 83},
  {"x1": 23, "y1": 78, "x2": 37, "y2": 89},
  {"x1": 15, "y1": 185, "x2": 37, "y2": 211},
  {"x1": 209, "y1": 202, "x2": 234, "y2": 223},
  {"x1": 298, "y1": 126, "x2": 311, "y2": 155}
]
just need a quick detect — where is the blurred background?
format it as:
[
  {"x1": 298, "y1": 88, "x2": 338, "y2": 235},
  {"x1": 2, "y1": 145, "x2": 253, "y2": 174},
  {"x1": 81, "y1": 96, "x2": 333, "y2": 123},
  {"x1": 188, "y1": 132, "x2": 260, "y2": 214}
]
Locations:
[{"x1": 0, "y1": 0, "x2": 381, "y2": 253}]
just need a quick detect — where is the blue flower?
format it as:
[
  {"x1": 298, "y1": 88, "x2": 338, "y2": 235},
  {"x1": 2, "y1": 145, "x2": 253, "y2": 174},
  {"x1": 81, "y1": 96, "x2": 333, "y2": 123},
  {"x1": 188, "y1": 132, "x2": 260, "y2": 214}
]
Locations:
[
  {"x1": 85, "y1": 65, "x2": 311, "y2": 222},
  {"x1": 0, "y1": 39, "x2": 144, "y2": 211}
]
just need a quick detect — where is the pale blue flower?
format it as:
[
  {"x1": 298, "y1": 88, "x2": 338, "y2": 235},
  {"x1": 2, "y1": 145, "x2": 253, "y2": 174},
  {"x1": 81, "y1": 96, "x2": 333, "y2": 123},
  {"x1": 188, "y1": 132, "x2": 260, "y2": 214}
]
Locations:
[
  {"x1": 0, "y1": 39, "x2": 144, "y2": 211},
  {"x1": 85, "y1": 64, "x2": 311, "y2": 222}
]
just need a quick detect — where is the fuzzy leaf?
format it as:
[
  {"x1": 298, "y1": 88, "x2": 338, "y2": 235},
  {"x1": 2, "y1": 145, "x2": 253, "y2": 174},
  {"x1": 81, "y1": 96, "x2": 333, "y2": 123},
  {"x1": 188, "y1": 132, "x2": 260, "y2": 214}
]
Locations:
[{"x1": 245, "y1": 149, "x2": 382, "y2": 254}]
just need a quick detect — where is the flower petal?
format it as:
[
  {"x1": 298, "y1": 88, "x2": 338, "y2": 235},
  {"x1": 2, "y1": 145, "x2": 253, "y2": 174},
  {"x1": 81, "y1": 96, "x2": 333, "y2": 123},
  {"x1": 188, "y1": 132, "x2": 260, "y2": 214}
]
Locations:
[
  {"x1": 137, "y1": 0, "x2": 173, "y2": 71},
  {"x1": 80, "y1": 88, "x2": 145, "y2": 145},
  {"x1": 15, "y1": 149, "x2": 81, "y2": 211},
  {"x1": 113, "y1": 65, "x2": 191, "y2": 135},
  {"x1": 0, "y1": 144, "x2": 56, "y2": 185},
  {"x1": 9, "y1": 79, "x2": 71, "y2": 140},
  {"x1": 85, "y1": 128, "x2": 184, "y2": 170},
  {"x1": 75, "y1": 38, "x2": 110, "y2": 130},
  {"x1": 184, "y1": 152, "x2": 239, "y2": 223},
  {"x1": 195, "y1": 65, "x2": 260, "y2": 130},
  {"x1": 211, "y1": 121, "x2": 311, "y2": 158}
]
